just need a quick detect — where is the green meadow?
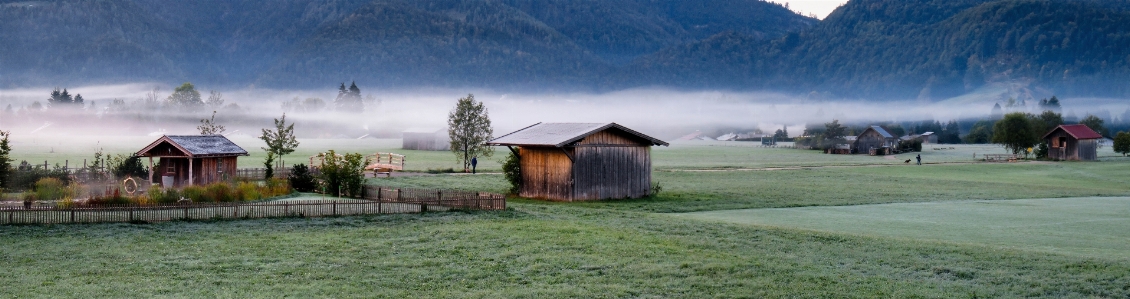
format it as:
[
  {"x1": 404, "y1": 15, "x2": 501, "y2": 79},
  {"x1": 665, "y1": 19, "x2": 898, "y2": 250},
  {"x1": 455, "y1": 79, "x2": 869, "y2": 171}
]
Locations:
[{"x1": 4, "y1": 137, "x2": 1130, "y2": 297}]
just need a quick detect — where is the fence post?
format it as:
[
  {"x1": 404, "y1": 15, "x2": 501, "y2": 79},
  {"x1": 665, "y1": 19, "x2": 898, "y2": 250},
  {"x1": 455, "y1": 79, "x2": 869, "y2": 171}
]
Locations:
[
  {"x1": 70, "y1": 209, "x2": 75, "y2": 223},
  {"x1": 332, "y1": 201, "x2": 337, "y2": 216},
  {"x1": 377, "y1": 187, "x2": 382, "y2": 201},
  {"x1": 285, "y1": 202, "x2": 289, "y2": 216},
  {"x1": 129, "y1": 208, "x2": 134, "y2": 222}
]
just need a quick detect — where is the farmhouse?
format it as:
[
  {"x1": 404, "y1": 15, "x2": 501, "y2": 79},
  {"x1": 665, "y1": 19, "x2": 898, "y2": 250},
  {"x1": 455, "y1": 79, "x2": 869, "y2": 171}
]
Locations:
[
  {"x1": 402, "y1": 128, "x2": 450, "y2": 151},
  {"x1": 136, "y1": 135, "x2": 249, "y2": 187},
  {"x1": 1043, "y1": 124, "x2": 1101, "y2": 161},
  {"x1": 853, "y1": 126, "x2": 898, "y2": 155},
  {"x1": 487, "y1": 122, "x2": 668, "y2": 201}
]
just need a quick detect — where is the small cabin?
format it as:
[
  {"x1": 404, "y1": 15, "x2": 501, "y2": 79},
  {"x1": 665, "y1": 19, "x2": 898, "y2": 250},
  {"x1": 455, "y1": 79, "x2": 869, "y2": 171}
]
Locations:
[
  {"x1": 487, "y1": 123, "x2": 668, "y2": 201},
  {"x1": 1043, "y1": 124, "x2": 1101, "y2": 161},
  {"x1": 853, "y1": 126, "x2": 898, "y2": 155},
  {"x1": 136, "y1": 135, "x2": 249, "y2": 187},
  {"x1": 402, "y1": 128, "x2": 450, "y2": 151}
]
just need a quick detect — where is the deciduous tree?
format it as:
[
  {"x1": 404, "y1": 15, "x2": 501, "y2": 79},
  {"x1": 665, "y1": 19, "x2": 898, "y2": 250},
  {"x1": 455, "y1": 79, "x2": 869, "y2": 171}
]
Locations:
[
  {"x1": 1079, "y1": 114, "x2": 1108, "y2": 137},
  {"x1": 992, "y1": 112, "x2": 1038, "y2": 156},
  {"x1": 448, "y1": 94, "x2": 493, "y2": 172},
  {"x1": 1113, "y1": 131, "x2": 1130, "y2": 156},
  {"x1": 197, "y1": 111, "x2": 226, "y2": 135},
  {"x1": 167, "y1": 82, "x2": 204, "y2": 107},
  {"x1": 259, "y1": 114, "x2": 300, "y2": 171}
]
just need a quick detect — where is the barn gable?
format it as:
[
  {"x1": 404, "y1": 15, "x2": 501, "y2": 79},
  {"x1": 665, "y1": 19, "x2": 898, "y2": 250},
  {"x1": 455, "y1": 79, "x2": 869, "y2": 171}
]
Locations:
[{"x1": 488, "y1": 123, "x2": 668, "y2": 147}]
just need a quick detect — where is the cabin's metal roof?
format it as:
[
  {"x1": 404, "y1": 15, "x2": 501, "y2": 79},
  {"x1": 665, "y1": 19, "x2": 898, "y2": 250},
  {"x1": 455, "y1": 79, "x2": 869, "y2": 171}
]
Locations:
[
  {"x1": 865, "y1": 126, "x2": 894, "y2": 139},
  {"x1": 1043, "y1": 124, "x2": 1102, "y2": 140},
  {"x1": 487, "y1": 122, "x2": 668, "y2": 147},
  {"x1": 137, "y1": 135, "x2": 249, "y2": 157}
]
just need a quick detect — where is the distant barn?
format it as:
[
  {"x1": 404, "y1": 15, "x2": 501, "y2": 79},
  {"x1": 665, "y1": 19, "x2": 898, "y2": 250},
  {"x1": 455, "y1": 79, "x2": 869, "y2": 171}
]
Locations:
[
  {"x1": 402, "y1": 128, "x2": 450, "y2": 151},
  {"x1": 487, "y1": 123, "x2": 668, "y2": 201},
  {"x1": 1043, "y1": 124, "x2": 1101, "y2": 161},
  {"x1": 853, "y1": 126, "x2": 898, "y2": 155},
  {"x1": 136, "y1": 135, "x2": 249, "y2": 187}
]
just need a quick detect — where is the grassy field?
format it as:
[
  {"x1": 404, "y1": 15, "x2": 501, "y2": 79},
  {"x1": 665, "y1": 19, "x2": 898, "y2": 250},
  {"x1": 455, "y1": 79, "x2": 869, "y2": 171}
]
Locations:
[
  {"x1": 6, "y1": 136, "x2": 1130, "y2": 297},
  {"x1": 2, "y1": 206, "x2": 1129, "y2": 298},
  {"x1": 376, "y1": 161, "x2": 1130, "y2": 213},
  {"x1": 676, "y1": 197, "x2": 1130, "y2": 260}
]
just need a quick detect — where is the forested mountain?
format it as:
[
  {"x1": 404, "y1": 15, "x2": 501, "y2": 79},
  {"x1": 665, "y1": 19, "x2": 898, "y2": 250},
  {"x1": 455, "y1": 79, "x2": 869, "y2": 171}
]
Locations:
[
  {"x1": 629, "y1": 0, "x2": 1130, "y2": 98},
  {"x1": 1, "y1": 0, "x2": 1128, "y2": 99},
  {"x1": 0, "y1": 0, "x2": 813, "y2": 90}
]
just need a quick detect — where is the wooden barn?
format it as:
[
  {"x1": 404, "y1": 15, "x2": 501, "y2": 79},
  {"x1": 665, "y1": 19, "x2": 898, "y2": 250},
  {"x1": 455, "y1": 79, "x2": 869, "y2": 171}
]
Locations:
[
  {"x1": 402, "y1": 128, "x2": 450, "y2": 151},
  {"x1": 853, "y1": 126, "x2": 898, "y2": 155},
  {"x1": 136, "y1": 135, "x2": 249, "y2": 187},
  {"x1": 487, "y1": 123, "x2": 668, "y2": 201},
  {"x1": 1043, "y1": 124, "x2": 1102, "y2": 161}
]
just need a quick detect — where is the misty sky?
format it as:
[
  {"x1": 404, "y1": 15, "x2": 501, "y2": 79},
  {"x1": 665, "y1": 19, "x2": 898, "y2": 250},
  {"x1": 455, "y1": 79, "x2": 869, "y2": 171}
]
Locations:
[{"x1": 779, "y1": 0, "x2": 848, "y2": 19}]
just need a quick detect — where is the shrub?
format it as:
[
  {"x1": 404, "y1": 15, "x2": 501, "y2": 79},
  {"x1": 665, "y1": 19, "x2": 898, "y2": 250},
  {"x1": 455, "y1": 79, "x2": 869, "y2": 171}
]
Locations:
[
  {"x1": 181, "y1": 185, "x2": 207, "y2": 202},
  {"x1": 237, "y1": 181, "x2": 262, "y2": 201},
  {"x1": 317, "y1": 150, "x2": 366, "y2": 197},
  {"x1": 205, "y1": 182, "x2": 236, "y2": 202},
  {"x1": 148, "y1": 187, "x2": 181, "y2": 204},
  {"x1": 288, "y1": 164, "x2": 317, "y2": 192},
  {"x1": 34, "y1": 178, "x2": 72, "y2": 201},
  {"x1": 264, "y1": 178, "x2": 292, "y2": 197},
  {"x1": 501, "y1": 151, "x2": 520, "y2": 194},
  {"x1": 107, "y1": 154, "x2": 148, "y2": 179}
]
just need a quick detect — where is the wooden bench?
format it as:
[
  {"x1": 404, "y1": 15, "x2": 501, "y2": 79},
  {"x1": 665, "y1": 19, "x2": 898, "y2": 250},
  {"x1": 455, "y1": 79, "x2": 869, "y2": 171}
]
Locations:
[{"x1": 365, "y1": 152, "x2": 405, "y2": 177}]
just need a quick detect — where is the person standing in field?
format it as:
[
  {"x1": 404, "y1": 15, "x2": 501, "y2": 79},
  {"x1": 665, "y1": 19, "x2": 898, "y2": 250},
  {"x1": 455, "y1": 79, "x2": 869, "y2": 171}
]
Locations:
[
  {"x1": 916, "y1": 154, "x2": 921, "y2": 165},
  {"x1": 471, "y1": 157, "x2": 478, "y2": 174}
]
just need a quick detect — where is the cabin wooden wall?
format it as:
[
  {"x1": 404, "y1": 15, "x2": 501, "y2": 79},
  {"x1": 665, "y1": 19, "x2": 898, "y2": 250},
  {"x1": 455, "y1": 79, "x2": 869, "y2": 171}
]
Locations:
[
  {"x1": 570, "y1": 130, "x2": 652, "y2": 200},
  {"x1": 1046, "y1": 131, "x2": 1085, "y2": 161},
  {"x1": 572, "y1": 146, "x2": 651, "y2": 200},
  {"x1": 518, "y1": 147, "x2": 574, "y2": 200},
  {"x1": 157, "y1": 156, "x2": 240, "y2": 187},
  {"x1": 1077, "y1": 139, "x2": 1098, "y2": 161},
  {"x1": 853, "y1": 130, "x2": 888, "y2": 153}
]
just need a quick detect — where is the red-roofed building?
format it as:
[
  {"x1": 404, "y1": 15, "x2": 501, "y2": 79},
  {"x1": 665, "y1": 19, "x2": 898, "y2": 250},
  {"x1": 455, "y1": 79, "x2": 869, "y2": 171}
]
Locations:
[{"x1": 1043, "y1": 124, "x2": 1102, "y2": 161}]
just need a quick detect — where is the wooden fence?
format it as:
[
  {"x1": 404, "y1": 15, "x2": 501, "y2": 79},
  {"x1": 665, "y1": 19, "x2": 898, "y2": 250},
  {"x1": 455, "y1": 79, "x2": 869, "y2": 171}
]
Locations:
[
  {"x1": 363, "y1": 186, "x2": 507, "y2": 211},
  {"x1": 1, "y1": 186, "x2": 506, "y2": 225},
  {"x1": 234, "y1": 168, "x2": 296, "y2": 180}
]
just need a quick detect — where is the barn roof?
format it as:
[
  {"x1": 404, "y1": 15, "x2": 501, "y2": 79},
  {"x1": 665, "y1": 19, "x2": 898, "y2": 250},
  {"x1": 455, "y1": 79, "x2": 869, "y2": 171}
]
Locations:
[
  {"x1": 1043, "y1": 124, "x2": 1102, "y2": 140},
  {"x1": 137, "y1": 135, "x2": 249, "y2": 158},
  {"x1": 861, "y1": 126, "x2": 894, "y2": 139},
  {"x1": 487, "y1": 123, "x2": 668, "y2": 147}
]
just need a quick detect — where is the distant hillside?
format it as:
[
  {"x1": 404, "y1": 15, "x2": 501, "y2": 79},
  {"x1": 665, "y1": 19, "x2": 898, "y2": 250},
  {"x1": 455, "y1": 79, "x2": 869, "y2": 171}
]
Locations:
[
  {"x1": 628, "y1": 0, "x2": 1130, "y2": 98},
  {"x1": 0, "y1": 0, "x2": 813, "y2": 90}
]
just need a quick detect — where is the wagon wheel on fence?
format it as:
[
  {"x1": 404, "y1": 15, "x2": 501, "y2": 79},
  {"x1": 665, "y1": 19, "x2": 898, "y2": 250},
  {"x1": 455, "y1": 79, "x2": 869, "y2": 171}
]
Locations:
[{"x1": 122, "y1": 177, "x2": 139, "y2": 196}]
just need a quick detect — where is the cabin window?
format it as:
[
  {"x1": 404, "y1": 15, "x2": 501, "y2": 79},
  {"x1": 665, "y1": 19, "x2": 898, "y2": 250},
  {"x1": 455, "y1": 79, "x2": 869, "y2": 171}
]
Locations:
[
  {"x1": 1057, "y1": 137, "x2": 1067, "y2": 148},
  {"x1": 217, "y1": 158, "x2": 223, "y2": 169},
  {"x1": 166, "y1": 165, "x2": 175, "y2": 173}
]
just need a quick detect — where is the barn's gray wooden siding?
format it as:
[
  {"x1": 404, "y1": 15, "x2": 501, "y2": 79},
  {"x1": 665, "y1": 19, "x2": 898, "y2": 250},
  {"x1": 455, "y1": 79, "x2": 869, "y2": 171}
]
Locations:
[
  {"x1": 515, "y1": 129, "x2": 655, "y2": 201},
  {"x1": 1046, "y1": 130, "x2": 1098, "y2": 161},
  {"x1": 571, "y1": 131, "x2": 652, "y2": 200}
]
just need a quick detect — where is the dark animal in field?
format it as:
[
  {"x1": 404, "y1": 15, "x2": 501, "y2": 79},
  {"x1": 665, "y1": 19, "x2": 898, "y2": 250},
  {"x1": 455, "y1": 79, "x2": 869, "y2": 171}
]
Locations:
[{"x1": 904, "y1": 159, "x2": 911, "y2": 163}]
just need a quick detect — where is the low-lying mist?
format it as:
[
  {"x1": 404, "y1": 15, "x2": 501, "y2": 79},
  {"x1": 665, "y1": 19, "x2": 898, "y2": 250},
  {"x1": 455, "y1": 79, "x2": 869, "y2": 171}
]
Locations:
[{"x1": 1, "y1": 83, "x2": 1127, "y2": 141}]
